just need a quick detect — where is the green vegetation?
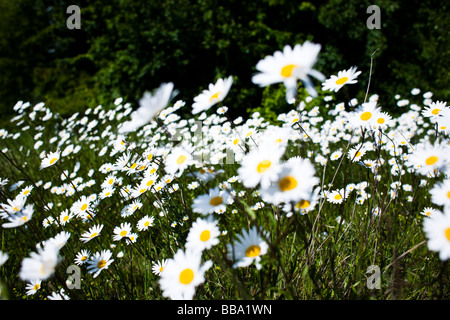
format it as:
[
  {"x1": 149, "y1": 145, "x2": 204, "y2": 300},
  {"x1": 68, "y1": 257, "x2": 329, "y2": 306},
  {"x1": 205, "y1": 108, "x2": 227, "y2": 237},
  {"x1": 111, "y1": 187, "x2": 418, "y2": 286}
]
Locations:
[{"x1": 0, "y1": 0, "x2": 448, "y2": 123}]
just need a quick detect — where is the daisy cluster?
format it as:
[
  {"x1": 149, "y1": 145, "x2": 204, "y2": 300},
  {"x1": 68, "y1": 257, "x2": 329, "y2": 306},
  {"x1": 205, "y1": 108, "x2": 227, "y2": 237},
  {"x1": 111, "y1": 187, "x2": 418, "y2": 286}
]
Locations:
[{"x1": 0, "y1": 41, "x2": 449, "y2": 300}]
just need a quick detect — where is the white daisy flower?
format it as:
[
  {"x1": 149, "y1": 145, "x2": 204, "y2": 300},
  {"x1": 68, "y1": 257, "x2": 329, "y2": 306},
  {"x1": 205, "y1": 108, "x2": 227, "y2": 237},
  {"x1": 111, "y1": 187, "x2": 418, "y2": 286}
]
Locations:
[{"x1": 192, "y1": 76, "x2": 233, "y2": 114}]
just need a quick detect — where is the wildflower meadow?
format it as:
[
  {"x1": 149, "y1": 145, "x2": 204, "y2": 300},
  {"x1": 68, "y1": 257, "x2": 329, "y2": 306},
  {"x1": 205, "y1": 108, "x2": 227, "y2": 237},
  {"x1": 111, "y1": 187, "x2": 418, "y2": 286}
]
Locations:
[{"x1": 0, "y1": 40, "x2": 449, "y2": 302}]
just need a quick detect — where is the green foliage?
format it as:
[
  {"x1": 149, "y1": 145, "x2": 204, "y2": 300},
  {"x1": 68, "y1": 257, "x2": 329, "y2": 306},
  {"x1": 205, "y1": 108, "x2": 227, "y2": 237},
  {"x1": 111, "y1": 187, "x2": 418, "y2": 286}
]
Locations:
[{"x1": 0, "y1": 0, "x2": 448, "y2": 125}]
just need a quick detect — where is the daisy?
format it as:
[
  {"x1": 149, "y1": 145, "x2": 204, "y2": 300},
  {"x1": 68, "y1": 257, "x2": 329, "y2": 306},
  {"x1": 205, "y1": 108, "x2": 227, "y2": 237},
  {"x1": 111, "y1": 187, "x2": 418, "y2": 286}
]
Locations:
[
  {"x1": 125, "y1": 233, "x2": 138, "y2": 245},
  {"x1": 70, "y1": 195, "x2": 93, "y2": 219},
  {"x1": 137, "y1": 215, "x2": 154, "y2": 231},
  {"x1": 101, "y1": 173, "x2": 117, "y2": 189},
  {"x1": 347, "y1": 145, "x2": 367, "y2": 162},
  {"x1": 0, "y1": 194, "x2": 27, "y2": 217},
  {"x1": 152, "y1": 259, "x2": 168, "y2": 276},
  {"x1": 47, "y1": 288, "x2": 70, "y2": 300},
  {"x1": 99, "y1": 186, "x2": 115, "y2": 200},
  {"x1": 252, "y1": 42, "x2": 325, "y2": 101},
  {"x1": 330, "y1": 150, "x2": 343, "y2": 161},
  {"x1": 185, "y1": 216, "x2": 221, "y2": 253},
  {"x1": 74, "y1": 249, "x2": 91, "y2": 265},
  {"x1": 2, "y1": 204, "x2": 34, "y2": 228},
  {"x1": 158, "y1": 248, "x2": 212, "y2": 300},
  {"x1": 58, "y1": 209, "x2": 74, "y2": 226},
  {"x1": 192, "y1": 187, "x2": 231, "y2": 215},
  {"x1": 408, "y1": 142, "x2": 448, "y2": 176},
  {"x1": 86, "y1": 249, "x2": 114, "y2": 278},
  {"x1": 227, "y1": 226, "x2": 269, "y2": 270},
  {"x1": 42, "y1": 216, "x2": 54, "y2": 228},
  {"x1": 372, "y1": 111, "x2": 393, "y2": 130},
  {"x1": 25, "y1": 279, "x2": 42, "y2": 296},
  {"x1": 237, "y1": 142, "x2": 284, "y2": 189},
  {"x1": 429, "y1": 178, "x2": 450, "y2": 210},
  {"x1": 80, "y1": 224, "x2": 104, "y2": 243},
  {"x1": 321, "y1": 66, "x2": 361, "y2": 92},
  {"x1": 260, "y1": 157, "x2": 319, "y2": 205},
  {"x1": 326, "y1": 188, "x2": 347, "y2": 204},
  {"x1": 140, "y1": 173, "x2": 158, "y2": 191},
  {"x1": 422, "y1": 101, "x2": 447, "y2": 123},
  {"x1": 113, "y1": 222, "x2": 132, "y2": 241},
  {"x1": 423, "y1": 209, "x2": 450, "y2": 261},
  {"x1": 19, "y1": 242, "x2": 61, "y2": 281},
  {"x1": 421, "y1": 207, "x2": 439, "y2": 218},
  {"x1": 122, "y1": 200, "x2": 143, "y2": 217},
  {"x1": 348, "y1": 101, "x2": 381, "y2": 130},
  {"x1": 164, "y1": 145, "x2": 194, "y2": 177},
  {"x1": 192, "y1": 76, "x2": 233, "y2": 114},
  {"x1": 283, "y1": 187, "x2": 320, "y2": 216},
  {"x1": 19, "y1": 185, "x2": 33, "y2": 197},
  {"x1": 46, "y1": 231, "x2": 71, "y2": 251},
  {"x1": 119, "y1": 82, "x2": 176, "y2": 133},
  {"x1": 40, "y1": 149, "x2": 61, "y2": 170}
]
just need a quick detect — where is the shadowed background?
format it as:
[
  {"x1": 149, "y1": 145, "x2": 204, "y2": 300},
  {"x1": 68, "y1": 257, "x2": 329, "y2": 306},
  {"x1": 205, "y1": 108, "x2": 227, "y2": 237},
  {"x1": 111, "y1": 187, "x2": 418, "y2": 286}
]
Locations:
[{"x1": 0, "y1": 0, "x2": 448, "y2": 124}]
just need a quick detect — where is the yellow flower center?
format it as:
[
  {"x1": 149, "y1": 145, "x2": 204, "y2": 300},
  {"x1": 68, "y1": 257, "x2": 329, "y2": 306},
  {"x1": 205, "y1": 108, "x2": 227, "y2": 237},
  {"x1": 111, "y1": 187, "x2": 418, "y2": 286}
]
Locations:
[
  {"x1": 97, "y1": 260, "x2": 106, "y2": 269},
  {"x1": 200, "y1": 230, "x2": 211, "y2": 242},
  {"x1": 81, "y1": 256, "x2": 87, "y2": 261},
  {"x1": 33, "y1": 284, "x2": 40, "y2": 291},
  {"x1": 144, "y1": 221, "x2": 150, "y2": 227},
  {"x1": 279, "y1": 176, "x2": 298, "y2": 192},
  {"x1": 377, "y1": 117, "x2": 385, "y2": 124},
  {"x1": 256, "y1": 160, "x2": 271, "y2": 173},
  {"x1": 23, "y1": 190, "x2": 30, "y2": 195},
  {"x1": 108, "y1": 179, "x2": 114, "y2": 184},
  {"x1": 120, "y1": 230, "x2": 127, "y2": 237},
  {"x1": 334, "y1": 194, "x2": 342, "y2": 200},
  {"x1": 177, "y1": 155, "x2": 187, "y2": 165},
  {"x1": 445, "y1": 227, "x2": 450, "y2": 242},
  {"x1": 147, "y1": 153, "x2": 153, "y2": 160},
  {"x1": 146, "y1": 180, "x2": 154, "y2": 187},
  {"x1": 159, "y1": 266, "x2": 164, "y2": 272},
  {"x1": 233, "y1": 138, "x2": 239, "y2": 145},
  {"x1": 336, "y1": 76, "x2": 348, "y2": 85},
  {"x1": 425, "y1": 156, "x2": 438, "y2": 166},
  {"x1": 360, "y1": 112, "x2": 372, "y2": 121},
  {"x1": 179, "y1": 268, "x2": 194, "y2": 285},
  {"x1": 81, "y1": 204, "x2": 88, "y2": 211},
  {"x1": 209, "y1": 196, "x2": 223, "y2": 206},
  {"x1": 447, "y1": 191, "x2": 450, "y2": 199},
  {"x1": 130, "y1": 163, "x2": 138, "y2": 170},
  {"x1": 296, "y1": 200, "x2": 311, "y2": 209},
  {"x1": 63, "y1": 215, "x2": 69, "y2": 221},
  {"x1": 280, "y1": 64, "x2": 298, "y2": 78},
  {"x1": 49, "y1": 158, "x2": 58, "y2": 165},
  {"x1": 245, "y1": 245, "x2": 261, "y2": 257},
  {"x1": 431, "y1": 109, "x2": 440, "y2": 115},
  {"x1": 209, "y1": 92, "x2": 221, "y2": 103}
]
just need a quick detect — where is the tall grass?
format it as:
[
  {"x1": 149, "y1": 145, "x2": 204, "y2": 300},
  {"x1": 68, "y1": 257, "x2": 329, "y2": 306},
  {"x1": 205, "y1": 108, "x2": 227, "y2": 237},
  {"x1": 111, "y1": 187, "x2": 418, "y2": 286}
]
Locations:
[{"x1": 0, "y1": 75, "x2": 448, "y2": 300}]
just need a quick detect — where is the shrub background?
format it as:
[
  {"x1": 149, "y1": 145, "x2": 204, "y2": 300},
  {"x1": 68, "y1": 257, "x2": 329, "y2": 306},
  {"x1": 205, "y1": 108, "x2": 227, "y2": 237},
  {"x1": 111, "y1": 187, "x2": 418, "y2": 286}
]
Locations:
[{"x1": 0, "y1": 0, "x2": 448, "y2": 122}]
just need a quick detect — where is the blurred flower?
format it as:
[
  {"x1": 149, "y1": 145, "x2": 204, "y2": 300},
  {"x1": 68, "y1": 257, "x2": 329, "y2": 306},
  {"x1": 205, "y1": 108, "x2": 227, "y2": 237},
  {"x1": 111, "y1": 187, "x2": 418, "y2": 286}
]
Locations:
[{"x1": 252, "y1": 42, "x2": 325, "y2": 101}]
